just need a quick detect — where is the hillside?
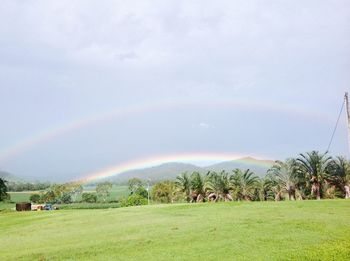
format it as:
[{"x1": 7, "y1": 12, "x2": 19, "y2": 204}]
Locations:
[
  {"x1": 0, "y1": 171, "x2": 22, "y2": 182},
  {"x1": 206, "y1": 157, "x2": 274, "y2": 177},
  {"x1": 110, "y1": 157, "x2": 275, "y2": 182},
  {"x1": 112, "y1": 162, "x2": 204, "y2": 182}
]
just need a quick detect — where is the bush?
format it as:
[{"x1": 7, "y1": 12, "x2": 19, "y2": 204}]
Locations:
[
  {"x1": 82, "y1": 192, "x2": 97, "y2": 203},
  {"x1": 134, "y1": 186, "x2": 148, "y2": 199},
  {"x1": 29, "y1": 194, "x2": 41, "y2": 203},
  {"x1": 59, "y1": 193, "x2": 73, "y2": 204},
  {"x1": 120, "y1": 194, "x2": 147, "y2": 207},
  {"x1": 41, "y1": 190, "x2": 56, "y2": 203},
  {"x1": 151, "y1": 181, "x2": 176, "y2": 203}
]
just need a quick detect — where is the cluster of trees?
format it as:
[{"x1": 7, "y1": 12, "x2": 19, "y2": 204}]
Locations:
[
  {"x1": 7, "y1": 181, "x2": 51, "y2": 192},
  {"x1": 29, "y1": 182, "x2": 84, "y2": 204},
  {"x1": 151, "y1": 151, "x2": 350, "y2": 203},
  {"x1": 29, "y1": 181, "x2": 116, "y2": 204},
  {"x1": 120, "y1": 178, "x2": 148, "y2": 207}
]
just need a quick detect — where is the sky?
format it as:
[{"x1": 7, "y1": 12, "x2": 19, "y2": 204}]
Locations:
[{"x1": 0, "y1": 0, "x2": 349, "y2": 181}]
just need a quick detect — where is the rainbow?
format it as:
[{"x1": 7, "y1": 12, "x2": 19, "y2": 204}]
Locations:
[
  {"x1": 78, "y1": 152, "x2": 275, "y2": 183},
  {"x1": 0, "y1": 98, "x2": 330, "y2": 163}
]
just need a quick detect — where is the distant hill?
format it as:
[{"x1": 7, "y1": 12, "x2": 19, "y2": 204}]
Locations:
[
  {"x1": 111, "y1": 162, "x2": 204, "y2": 183},
  {"x1": 0, "y1": 170, "x2": 23, "y2": 182},
  {"x1": 206, "y1": 157, "x2": 274, "y2": 177},
  {"x1": 108, "y1": 157, "x2": 275, "y2": 182}
]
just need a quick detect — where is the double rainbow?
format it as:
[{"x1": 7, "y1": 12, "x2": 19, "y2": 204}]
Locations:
[{"x1": 0, "y1": 98, "x2": 328, "y2": 163}]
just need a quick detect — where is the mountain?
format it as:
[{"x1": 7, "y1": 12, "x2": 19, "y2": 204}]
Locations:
[
  {"x1": 205, "y1": 157, "x2": 274, "y2": 177},
  {"x1": 111, "y1": 162, "x2": 204, "y2": 183},
  {"x1": 0, "y1": 170, "x2": 23, "y2": 182},
  {"x1": 108, "y1": 157, "x2": 275, "y2": 183}
]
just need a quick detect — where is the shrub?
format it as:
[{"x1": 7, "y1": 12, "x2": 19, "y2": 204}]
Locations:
[
  {"x1": 29, "y1": 194, "x2": 41, "y2": 203},
  {"x1": 120, "y1": 194, "x2": 147, "y2": 207},
  {"x1": 151, "y1": 181, "x2": 176, "y2": 203},
  {"x1": 41, "y1": 190, "x2": 56, "y2": 203},
  {"x1": 134, "y1": 186, "x2": 148, "y2": 199},
  {"x1": 59, "y1": 193, "x2": 73, "y2": 204},
  {"x1": 82, "y1": 192, "x2": 97, "y2": 203}
]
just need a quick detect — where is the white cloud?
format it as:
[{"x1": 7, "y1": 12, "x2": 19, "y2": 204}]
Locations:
[{"x1": 199, "y1": 122, "x2": 211, "y2": 129}]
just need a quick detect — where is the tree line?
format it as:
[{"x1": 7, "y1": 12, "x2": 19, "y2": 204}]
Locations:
[
  {"x1": 7, "y1": 181, "x2": 51, "y2": 192},
  {"x1": 1, "y1": 151, "x2": 349, "y2": 206},
  {"x1": 151, "y1": 151, "x2": 350, "y2": 203}
]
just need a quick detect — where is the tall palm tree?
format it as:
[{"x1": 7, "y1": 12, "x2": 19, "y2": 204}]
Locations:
[
  {"x1": 231, "y1": 169, "x2": 258, "y2": 201},
  {"x1": 175, "y1": 172, "x2": 191, "y2": 202},
  {"x1": 190, "y1": 172, "x2": 206, "y2": 202},
  {"x1": 268, "y1": 159, "x2": 298, "y2": 200},
  {"x1": 256, "y1": 177, "x2": 275, "y2": 201},
  {"x1": 297, "y1": 151, "x2": 332, "y2": 200},
  {"x1": 205, "y1": 171, "x2": 233, "y2": 202},
  {"x1": 328, "y1": 156, "x2": 350, "y2": 199}
]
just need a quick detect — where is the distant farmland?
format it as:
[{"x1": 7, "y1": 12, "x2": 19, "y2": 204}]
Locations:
[{"x1": 0, "y1": 185, "x2": 129, "y2": 211}]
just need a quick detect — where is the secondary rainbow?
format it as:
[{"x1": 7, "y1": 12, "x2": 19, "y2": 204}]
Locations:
[
  {"x1": 78, "y1": 152, "x2": 275, "y2": 183},
  {"x1": 0, "y1": 98, "x2": 329, "y2": 162}
]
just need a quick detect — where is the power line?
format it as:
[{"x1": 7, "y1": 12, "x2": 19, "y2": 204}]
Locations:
[{"x1": 326, "y1": 97, "x2": 345, "y2": 152}]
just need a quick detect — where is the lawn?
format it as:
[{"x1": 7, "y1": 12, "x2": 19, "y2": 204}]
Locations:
[
  {"x1": 0, "y1": 200, "x2": 349, "y2": 260},
  {"x1": 8, "y1": 191, "x2": 33, "y2": 202}
]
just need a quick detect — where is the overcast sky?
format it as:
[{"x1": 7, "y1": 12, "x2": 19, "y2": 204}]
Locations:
[{"x1": 0, "y1": 0, "x2": 349, "y2": 181}]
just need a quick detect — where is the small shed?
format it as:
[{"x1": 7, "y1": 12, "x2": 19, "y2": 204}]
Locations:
[{"x1": 16, "y1": 202, "x2": 31, "y2": 211}]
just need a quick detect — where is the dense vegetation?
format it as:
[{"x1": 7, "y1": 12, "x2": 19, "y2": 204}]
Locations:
[
  {"x1": 7, "y1": 181, "x2": 51, "y2": 192},
  {"x1": 1, "y1": 151, "x2": 350, "y2": 209},
  {"x1": 0, "y1": 178, "x2": 9, "y2": 201},
  {"x1": 152, "y1": 151, "x2": 350, "y2": 203}
]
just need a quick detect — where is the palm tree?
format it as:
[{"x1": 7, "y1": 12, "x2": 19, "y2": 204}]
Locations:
[
  {"x1": 175, "y1": 172, "x2": 191, "y2": 202},
  {"x1": 205, "y1": 171, "x2": 233, "y2": 202},
  {"x1": 268, "y1": 159, "x2": 298, "y2": 200},
  {"x1": 190, "y1": 172, "x2": 206, "y2": 202},
  {"x1": 256, "y1": 177, "x2": 275, "y2": 201},
  {"x1": 328, "y1": 156, "x2": 350, "y2": 199},
  {"x1": 297, "y1": 151, "x2": 332, "y2": 200},
  {"x1": 231, "y1": 169, "x2": 258, "y2": 201}
]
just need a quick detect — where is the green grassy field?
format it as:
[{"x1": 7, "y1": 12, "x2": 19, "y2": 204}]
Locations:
[
  {"x1": 8, "y1": 191, "x2": 33, "y2": 202},
  {"x1": 0, "y1": 200, "x2": 349, "y2": 260},
  {"x1": 82, "y1": 185, "x2": 129, "y2": 201},
  {"x1": 0, "y1": 192, "x2": 35, "y2": 211}
]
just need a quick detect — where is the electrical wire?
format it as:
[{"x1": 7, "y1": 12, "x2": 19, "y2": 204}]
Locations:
[{"x1": 326, "y1": 97, "x2": 346, "y2": 152}]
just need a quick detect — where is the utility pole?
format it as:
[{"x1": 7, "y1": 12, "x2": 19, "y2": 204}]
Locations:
[
  {"x1": 147, "y1": 179, "x2": 151, "y2": 205},
  {"x1": 345, "y1": 92, "x2": 350, "y2": 156}
]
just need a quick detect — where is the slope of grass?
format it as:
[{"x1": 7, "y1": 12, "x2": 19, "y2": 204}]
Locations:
[
  {"x1": 0, "y1": 200, "x2": 349, "y2": 260},
  {"x1": 0, "y1": 192, "x2": 34, "y2": 211},
  {"x1": 78, "y1": 185, "x2": 130, "y2": 202}
]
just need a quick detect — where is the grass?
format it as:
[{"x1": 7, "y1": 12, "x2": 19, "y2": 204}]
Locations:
[
  {"x1": 76, "y1": 185, "x2": 130, "y2": 202},
  {"x1": 0, "y1": 200, "x2": 350, "y2": 260},
  {"x1": 0, "y1": 192, "x2": 34, "y2": 211},
  {"x1": 57, "y1": 202, "x2": 121, "y2": 210},
  {"x1": 8, "y1": 191, "x2": 33, "y2": 202}
]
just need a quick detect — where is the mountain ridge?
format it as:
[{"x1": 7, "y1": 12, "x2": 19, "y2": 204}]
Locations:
[{"x1": 108, "y1": 157, "x2": 275, "y2": 182}]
